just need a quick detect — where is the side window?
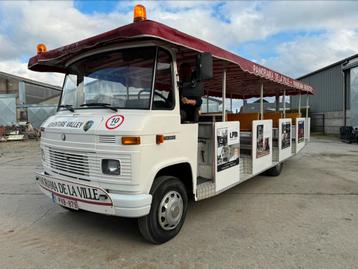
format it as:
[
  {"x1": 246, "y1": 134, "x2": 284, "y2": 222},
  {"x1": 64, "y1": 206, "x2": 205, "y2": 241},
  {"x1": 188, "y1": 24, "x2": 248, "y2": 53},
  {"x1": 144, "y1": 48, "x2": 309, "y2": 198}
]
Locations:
[
  {"x1": 152, "y1": 49, "x2": 174, "y2": 110},
  {"x1": 60, "y1": 74, "x2": 78, "y2": 108}
]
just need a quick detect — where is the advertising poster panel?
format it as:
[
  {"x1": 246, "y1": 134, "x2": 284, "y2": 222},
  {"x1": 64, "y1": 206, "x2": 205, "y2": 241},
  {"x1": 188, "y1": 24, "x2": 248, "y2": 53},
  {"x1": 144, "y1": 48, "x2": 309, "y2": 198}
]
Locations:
[
  {"x1": 256, "y1": 124, "x2": 270, "y2": 158},
  {"x1": 252, "y1": 120, "x2": 272, "y2": 175},
  {"x1": 298, "y1": 120, "x2": 305, "y2": 143},
  {"x1": 281, "y1": 122, "x2": 291, "y2": 149},
  {"x1": 216, "y1": 127, "x2": 240, "y2": 172}
]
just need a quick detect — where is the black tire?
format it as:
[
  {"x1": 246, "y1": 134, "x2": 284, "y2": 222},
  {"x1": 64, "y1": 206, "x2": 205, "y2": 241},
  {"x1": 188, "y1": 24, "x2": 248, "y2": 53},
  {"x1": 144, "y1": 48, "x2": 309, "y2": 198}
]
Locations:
[
  {"x1": 264, "y1": 162, "x2": 283, "y2": 177},
  {"x1": 138, "y1": 176, "x2": 188, "y2": 244}
]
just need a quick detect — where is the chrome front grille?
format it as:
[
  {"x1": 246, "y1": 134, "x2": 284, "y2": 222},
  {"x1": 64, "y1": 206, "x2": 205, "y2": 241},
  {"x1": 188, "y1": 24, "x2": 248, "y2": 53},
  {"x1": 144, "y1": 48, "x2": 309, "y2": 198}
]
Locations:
[
  {"x1": 49, "y1": 149, "x2": 90, "y2": 177},
  {"x1": 44, "y1": 146, "x2": 132, "y2": 182}
]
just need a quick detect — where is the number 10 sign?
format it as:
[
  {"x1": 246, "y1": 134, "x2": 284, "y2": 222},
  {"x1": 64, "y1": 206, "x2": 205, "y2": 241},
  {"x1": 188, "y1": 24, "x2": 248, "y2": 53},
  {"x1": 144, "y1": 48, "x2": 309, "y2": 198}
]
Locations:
[{"x1": 105, "y1": 115, "x2": 125, "y2": 130}]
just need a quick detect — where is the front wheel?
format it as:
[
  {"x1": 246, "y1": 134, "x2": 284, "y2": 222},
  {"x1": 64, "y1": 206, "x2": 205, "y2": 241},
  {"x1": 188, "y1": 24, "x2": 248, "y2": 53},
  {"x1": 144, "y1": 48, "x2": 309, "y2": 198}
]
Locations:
[{"x1": 138, "y1": 176, "x2": 188, "y2": 244}]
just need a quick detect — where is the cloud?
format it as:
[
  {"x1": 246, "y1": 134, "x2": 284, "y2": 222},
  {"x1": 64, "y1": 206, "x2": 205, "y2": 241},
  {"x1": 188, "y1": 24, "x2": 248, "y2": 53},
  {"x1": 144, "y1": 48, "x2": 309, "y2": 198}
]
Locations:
[
  {"x1": 0, "y1": 60, "x2": 64, "y2": 86},
  {"x1": 0, "y1": 0, "x2": 358, "y2": 87},
  {"x1": 0, "y1": 34, "x2": 18, "y2": 60},
  {"x1": 222, "y1": 1, "x2": 358, "y2": 38},
  {"x1": 0, "y1": 1, "x2": 129, "y2": 59},
  {"x1": 262, "y1": 1, "x2": 358, "y2": 32},
  {"x1": 0, "y1": 1, "x2": 130, "y2": 85},
  {"x1": 262, "y1": 29, "x2": 358, "y2": 76}
]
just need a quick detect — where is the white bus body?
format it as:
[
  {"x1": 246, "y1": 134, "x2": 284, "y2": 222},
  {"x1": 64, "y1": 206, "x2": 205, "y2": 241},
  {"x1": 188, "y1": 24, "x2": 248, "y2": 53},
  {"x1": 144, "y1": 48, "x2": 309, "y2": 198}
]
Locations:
[{"x1": 30, "y1": 7, "x2": 312, "y2": 243}]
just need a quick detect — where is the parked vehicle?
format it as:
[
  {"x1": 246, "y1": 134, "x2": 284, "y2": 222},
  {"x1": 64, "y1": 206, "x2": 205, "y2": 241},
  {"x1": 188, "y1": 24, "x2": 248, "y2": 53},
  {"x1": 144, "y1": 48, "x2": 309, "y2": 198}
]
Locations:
[{"x1": 29, "y1": 5, "x2": 313, "y2": 244}]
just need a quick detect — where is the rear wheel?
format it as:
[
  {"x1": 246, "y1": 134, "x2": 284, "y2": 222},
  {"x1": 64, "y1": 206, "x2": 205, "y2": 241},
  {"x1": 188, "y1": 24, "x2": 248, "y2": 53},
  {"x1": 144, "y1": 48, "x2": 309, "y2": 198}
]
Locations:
[
  {"x1": 265, "y1": 162, "x2": 283, "y2": 176},
  {"x1": 138, "y1": 176, "x2": 188, "y2": 244}
]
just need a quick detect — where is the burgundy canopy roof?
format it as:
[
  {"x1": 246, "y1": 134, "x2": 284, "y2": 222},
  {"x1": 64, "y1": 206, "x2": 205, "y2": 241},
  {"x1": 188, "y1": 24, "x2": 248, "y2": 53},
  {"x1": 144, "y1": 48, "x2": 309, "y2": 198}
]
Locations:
[{"x1": 28, "y1": 20, "x2": 313, "y2": 98}]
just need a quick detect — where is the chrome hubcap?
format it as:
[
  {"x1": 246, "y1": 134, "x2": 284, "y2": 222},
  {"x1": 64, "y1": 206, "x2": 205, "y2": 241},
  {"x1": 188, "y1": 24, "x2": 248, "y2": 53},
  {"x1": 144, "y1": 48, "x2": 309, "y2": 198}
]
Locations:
[{"x1": 158, "y1": 191, "x2": 183, "y2": 230}]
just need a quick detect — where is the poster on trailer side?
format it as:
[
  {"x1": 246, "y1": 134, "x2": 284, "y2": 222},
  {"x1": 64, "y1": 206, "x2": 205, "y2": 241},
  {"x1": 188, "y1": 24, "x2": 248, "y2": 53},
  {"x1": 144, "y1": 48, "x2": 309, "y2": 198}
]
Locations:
[
  {"x1": 256, "y1": 124, "x2": 270, "y2": 158},
  {"x1": 298, "y1": 120, "x2": 305, "y2": 143},
  {"x1": 216, "y1": 127, "x2": 240, "y2": 172},
  {"x1": 281, "y1": 122, "x2": 291, "y2": 149}
]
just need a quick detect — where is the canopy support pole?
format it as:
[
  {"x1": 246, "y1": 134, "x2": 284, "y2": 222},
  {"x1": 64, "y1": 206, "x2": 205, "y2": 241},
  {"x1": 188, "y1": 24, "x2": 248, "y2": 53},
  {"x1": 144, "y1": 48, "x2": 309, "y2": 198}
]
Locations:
[
  {"x1": 242, "y1": 95, "x2": 247, "y2": 113},
  {"x1": 306, "y1": 93, "x2": 309, "y2": 118},
  {"x1": 260, "y1": 83, "x2": 264, "y2": 120},
  {"x1": 206, "y1": 90, "x2": 209, "y2": 113},
  {"x1": 298, "y1": 93, "x2": 301, "y2": 116},
  {"x1": 275, "y1": 94, "x2": 280, "y2": 112},
  {"x1": 222, "y1": 68, "x2": 227, "y2": 122},
  {"x1": 230, "y1": 94, "x2": 233, "y2": 112},
  {"x1": 283, "y1": 90, "x2": 286, "y2": 118}
]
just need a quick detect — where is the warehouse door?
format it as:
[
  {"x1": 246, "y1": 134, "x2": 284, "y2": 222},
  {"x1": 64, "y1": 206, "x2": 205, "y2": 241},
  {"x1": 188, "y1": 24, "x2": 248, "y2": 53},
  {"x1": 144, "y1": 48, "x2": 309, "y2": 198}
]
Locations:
[{"x1": 350, "y1": 67, "x2": 358, "y2": 126}]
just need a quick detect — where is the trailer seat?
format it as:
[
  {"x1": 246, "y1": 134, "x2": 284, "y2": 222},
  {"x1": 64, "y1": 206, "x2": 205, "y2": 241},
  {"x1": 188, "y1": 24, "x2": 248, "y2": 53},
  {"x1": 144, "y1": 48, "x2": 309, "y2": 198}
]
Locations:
[
  {"x1": 264, "y1": 112, "x2": 281, "y2": 128},
  {"x1": 227, "y1": 113, "x2": 260, "y2": 131},
  {"x1": 285, "y1": 113, "x2": 302, "y2": 125}
]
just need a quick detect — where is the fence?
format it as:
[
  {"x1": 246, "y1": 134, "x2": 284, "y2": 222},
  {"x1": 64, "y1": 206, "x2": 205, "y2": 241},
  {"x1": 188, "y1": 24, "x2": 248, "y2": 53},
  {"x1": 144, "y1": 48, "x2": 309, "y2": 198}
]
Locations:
[
  {"x1": 0, "y1": 94, "x2": 16, "y2": 126},
  {"x1": 27, "y1": 105, "x2": 57, "y2": 128}
]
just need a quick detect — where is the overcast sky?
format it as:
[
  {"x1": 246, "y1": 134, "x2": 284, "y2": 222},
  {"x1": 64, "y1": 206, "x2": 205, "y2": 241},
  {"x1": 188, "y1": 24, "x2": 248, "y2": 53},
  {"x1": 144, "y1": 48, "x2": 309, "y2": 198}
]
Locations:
[{"x1": 0, "y1": 0, "x2": 358, "y2": 86}]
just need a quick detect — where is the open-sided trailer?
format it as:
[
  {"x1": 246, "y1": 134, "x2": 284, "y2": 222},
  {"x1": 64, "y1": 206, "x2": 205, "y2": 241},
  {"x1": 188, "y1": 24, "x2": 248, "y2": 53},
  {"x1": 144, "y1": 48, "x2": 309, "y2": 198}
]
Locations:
[{"x1": 29, "y1": 5, "x2": 314, "y2": 244}]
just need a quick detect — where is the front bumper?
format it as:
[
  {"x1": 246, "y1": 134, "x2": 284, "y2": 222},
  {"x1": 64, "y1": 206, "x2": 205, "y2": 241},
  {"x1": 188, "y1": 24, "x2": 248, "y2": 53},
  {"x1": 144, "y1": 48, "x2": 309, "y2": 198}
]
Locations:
[{"x1": 35, "y1": 172, "x2": 152, "y2": 218}]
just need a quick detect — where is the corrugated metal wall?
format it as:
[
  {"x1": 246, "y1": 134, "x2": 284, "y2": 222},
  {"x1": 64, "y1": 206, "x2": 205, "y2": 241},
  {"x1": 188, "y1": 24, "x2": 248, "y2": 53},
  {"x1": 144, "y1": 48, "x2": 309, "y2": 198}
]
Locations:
[
  {"x1": 291, "y1": 64, "x2": 344, "y2": 113},
  {"x1": 0, "y1": 94, "x2": 16, "y2": 125},
  {"x1": 27, "y1": 106, "x2": 57, "y2": 128}
]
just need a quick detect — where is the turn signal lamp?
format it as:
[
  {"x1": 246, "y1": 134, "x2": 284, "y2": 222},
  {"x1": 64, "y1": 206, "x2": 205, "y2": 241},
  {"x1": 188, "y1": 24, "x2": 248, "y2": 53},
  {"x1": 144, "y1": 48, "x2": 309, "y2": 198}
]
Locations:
[
  {"x1": 156, "y1": 134, "x2": 164, "y2": 145},
  {"x1": 133, "y1": 4, "x2": 147, "y2": 22},
  {"x1": 122, "y1": 136, "x2": 141, "y2": 145},
  {"x1": 37, "y1": 43, "x2": 47, "y2": 54}
]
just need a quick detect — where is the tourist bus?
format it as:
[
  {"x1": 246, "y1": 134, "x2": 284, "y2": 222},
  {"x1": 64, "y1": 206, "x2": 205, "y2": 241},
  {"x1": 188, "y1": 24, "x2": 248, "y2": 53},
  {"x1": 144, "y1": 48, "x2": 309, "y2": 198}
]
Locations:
[{"x1": 29, "y1": 5, "x2": 313, "y2": 244}]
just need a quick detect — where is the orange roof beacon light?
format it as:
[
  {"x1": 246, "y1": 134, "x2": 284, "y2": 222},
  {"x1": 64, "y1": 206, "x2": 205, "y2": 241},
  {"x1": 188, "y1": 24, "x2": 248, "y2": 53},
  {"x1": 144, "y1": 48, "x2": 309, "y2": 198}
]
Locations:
[
  {"x1": 37, "y1": 43, "x2": 47, "y2": 55},
  {"x1": 133, "y1": 4, "x2": 147, "y2": 22}
]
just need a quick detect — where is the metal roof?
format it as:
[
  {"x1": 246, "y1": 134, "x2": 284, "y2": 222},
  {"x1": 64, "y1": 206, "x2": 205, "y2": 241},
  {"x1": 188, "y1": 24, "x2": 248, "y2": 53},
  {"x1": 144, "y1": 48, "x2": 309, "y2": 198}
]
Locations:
[{"x1": 0, "y1": 70, "x2": 61, "y2": 91}]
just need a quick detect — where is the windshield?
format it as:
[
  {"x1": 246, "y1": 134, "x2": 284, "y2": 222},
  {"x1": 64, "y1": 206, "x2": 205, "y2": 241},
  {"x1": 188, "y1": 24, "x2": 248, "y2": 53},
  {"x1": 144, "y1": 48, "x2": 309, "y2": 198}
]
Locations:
[{"x1": 60, "y1": 47, "x2": 157, "y2": 110}]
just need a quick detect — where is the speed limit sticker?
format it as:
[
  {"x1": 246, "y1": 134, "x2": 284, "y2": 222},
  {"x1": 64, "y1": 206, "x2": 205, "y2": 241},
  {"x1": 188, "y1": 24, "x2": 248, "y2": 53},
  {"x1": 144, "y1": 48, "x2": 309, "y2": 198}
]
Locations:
[{"x1": 105, "y1": 115, "x2": 124, "y2": 130}]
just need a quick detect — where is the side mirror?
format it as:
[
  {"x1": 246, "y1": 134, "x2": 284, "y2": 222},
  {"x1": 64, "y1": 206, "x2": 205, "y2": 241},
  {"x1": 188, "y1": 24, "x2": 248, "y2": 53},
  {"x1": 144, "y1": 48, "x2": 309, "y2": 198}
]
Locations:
[{"x1": 197, "y1": 52, "x2": 213, "y2": 81}]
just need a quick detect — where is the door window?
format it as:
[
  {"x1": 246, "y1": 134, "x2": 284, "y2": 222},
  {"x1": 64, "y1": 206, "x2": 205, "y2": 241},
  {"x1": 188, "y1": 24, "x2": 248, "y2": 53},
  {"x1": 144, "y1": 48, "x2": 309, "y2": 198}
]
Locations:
[{"x1": 152, "y1": 49, "x2": 174, "y2": 110}]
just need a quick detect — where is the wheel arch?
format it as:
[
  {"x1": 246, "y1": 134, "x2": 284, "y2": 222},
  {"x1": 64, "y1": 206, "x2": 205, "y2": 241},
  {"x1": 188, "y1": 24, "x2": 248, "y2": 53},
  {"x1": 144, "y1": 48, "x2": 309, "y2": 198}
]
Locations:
[{"x1": 152, "y1": 162, "x2": 194, "y2": 199}]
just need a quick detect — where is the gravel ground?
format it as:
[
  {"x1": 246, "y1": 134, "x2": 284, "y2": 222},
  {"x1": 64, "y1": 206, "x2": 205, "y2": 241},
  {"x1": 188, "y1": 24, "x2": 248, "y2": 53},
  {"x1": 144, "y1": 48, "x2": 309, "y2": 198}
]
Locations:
[{"x1": 0, "y1": 137, "x2": 357, "y2": 269}]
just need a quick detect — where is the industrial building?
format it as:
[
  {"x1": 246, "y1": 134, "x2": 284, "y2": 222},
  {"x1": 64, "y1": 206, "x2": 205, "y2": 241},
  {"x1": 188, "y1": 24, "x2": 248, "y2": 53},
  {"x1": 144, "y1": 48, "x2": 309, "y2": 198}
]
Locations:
[
  {"x1": 0, "y1": 71, "x2": 61, "y2": 128},
  {"x1": 3, "y1": 52, "x2": 358, "y2": 134},
  {"x1": 291, "y1": 54, "x2": 358, "y2": 134}
]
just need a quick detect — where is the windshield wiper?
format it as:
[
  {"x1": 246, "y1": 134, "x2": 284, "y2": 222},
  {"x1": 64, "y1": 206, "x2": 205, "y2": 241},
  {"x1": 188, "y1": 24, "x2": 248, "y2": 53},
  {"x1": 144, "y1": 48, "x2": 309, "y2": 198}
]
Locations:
[
  {"x1": 80, "y1": 103, "x2": 117, "y2": 112},
  {"x1": 58, "y1": 104, "x2": 75, "y2": 112}
]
